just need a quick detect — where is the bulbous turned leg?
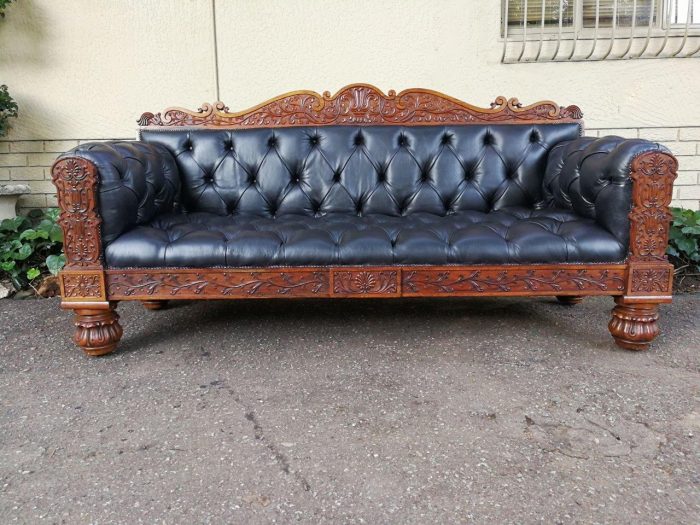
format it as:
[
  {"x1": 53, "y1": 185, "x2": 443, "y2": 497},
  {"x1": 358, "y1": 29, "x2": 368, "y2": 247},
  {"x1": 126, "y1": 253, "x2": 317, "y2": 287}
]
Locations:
[
  {"x1": 142, "y1": 300, "x2": 168, "y2": 311},
  {"x1": 73, "y1": 306, "x2": 123, "y2": 356},
  {"x1": 557, "y1": 295, "x2": 583, "y2": 305},
  {"x1": 608, "y1": 298, "x2": 660, "y2": 351}
]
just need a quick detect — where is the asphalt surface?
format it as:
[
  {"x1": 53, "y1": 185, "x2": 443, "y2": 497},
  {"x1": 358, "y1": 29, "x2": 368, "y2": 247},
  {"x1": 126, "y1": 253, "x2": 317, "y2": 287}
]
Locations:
[{"x1": 0, "y1": 294, "x2": 698, "y2": 524}]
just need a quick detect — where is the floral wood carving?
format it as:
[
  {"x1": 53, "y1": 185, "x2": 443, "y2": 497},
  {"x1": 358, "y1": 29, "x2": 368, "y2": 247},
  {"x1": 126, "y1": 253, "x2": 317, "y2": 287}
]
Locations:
[
  {"x1": 628, "y1": 152, "x2": 678, "y2": 262},
  {"x1": 332, "y1": 270, "x2": 399, "y2": 295},
  {"x1": 402, "y1": 268, "x2": 625, "y2": 295},
  {"x1": 51, "y1": 158, "x2": 102, "y2": 269},
  {"x1": 106, "y1": 271, "x2": 329, "y2": 298},
  {"x1": 630, "y1": 267, "x2": 672, "y2": 294},
  {"x1": 62, "y1": 273, "x2": 104, "y2": 299},
  {"x1": 138, "y1": 84, "x2": 583, "y2": 129}
]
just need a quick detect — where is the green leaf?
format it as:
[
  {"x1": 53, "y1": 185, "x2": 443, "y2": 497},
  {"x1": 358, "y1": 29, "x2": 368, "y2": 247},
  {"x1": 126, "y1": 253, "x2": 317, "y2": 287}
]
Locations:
[
  {"x1": 45, "y1": 254, "x2": 65, "y2": 275},
  {"x1": 681, "y1": 225, "x2": 700, "y2": 236},
  {"x1": 0, "y1": 260, "x2": 16, "y2": 272},
  {"x1": 666, "y1": 245, "x2": 679, "y2": 257},
  {"x1": 45, "y1": 208, "x2": 60, "y2": 222},
  {"x1": 0, "y1": 216, "x2": 27, "y2": 232},
  {"x1": 26, "y1": 267, "x2": 40, "y2": 280},
  {"x1": 13, "y1": 242, "x2": 32, "y2": 260},
  {"x1": 675, "y1": 237, "x2": 698, "y2": 255},
  {"x1": 49, "y1": 224, "x2": 63, "y2": 243},
  {"x1": 19, "y1": 228, "x2": 48, "y2": 241},
  {"x1": 27, "y1": 208, "x2": 43, "y2": 219},
  {"x1": 668, "y1": 228, "x2": 684, "y2": 241}
]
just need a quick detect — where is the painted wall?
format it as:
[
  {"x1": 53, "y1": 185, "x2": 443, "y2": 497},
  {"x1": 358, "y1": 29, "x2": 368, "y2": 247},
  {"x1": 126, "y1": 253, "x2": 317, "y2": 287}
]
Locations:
[{"x1": 1, "y1": 0, "x2": 699, "y2": 209}]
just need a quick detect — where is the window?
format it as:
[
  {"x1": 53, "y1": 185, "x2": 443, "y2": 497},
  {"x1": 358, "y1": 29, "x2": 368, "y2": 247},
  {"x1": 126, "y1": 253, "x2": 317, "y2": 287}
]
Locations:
[
  {"x1": 504, "y1": 0, "x2": 698, "y2": 32},
  {"x1": 581, "y1": 0, "x2": 657, "y2": 28},
  {"x1": 668, "y1": 0, "x2": 699, "y2": 26},
  {"x1": 505, "y1": 0, "x2": 575, "y2": 30},
  {"x1": 502, "y1": 0, "x2": 700, "y2": 61}
]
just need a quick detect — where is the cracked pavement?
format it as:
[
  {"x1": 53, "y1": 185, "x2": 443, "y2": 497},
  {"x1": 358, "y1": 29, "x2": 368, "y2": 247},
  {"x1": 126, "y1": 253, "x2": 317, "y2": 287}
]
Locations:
[{"x1": 0, "y1": 294, "x2": 698, "y2": 523}]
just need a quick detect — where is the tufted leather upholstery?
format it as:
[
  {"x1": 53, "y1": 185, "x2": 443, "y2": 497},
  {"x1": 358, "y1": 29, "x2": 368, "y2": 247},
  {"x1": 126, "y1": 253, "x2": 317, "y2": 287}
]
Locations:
[
  {"x1": 104, "y1": 207, "x2": 625, "y2": 267},
  {"x1": 58, "y1": 141, "x2": 181, "y2": 243},
  {"x1": 140, "y1": 124, "x2": 580, "y2": 217},
  {"x1": 60, "y1": 125, "x2": 664, "y2": 268},
  {"x1": 542, "y1": 136, "x2": 670, "y2": 247}
]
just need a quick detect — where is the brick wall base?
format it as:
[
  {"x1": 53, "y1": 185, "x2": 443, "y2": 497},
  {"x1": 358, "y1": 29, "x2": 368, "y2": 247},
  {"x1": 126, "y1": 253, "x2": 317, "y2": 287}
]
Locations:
[{"x1": 1, "y1": 128, "x2": 699, "y2": 214}]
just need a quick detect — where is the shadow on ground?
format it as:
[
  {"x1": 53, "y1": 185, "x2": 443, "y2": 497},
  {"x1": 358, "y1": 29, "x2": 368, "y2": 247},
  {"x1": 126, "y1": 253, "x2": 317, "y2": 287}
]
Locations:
[{"x1": 1, "y1": 295, "x2": 698, "y2": 523}]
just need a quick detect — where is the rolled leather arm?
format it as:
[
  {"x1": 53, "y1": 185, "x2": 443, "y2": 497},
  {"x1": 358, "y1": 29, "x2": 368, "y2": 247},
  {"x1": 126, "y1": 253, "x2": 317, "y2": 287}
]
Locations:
[
  {"x1": 542, "y1": 136, "x2": 672, "y2": 247},
  {"x1": 56, "y1": 141, "x2": 181, "y2": 244}
]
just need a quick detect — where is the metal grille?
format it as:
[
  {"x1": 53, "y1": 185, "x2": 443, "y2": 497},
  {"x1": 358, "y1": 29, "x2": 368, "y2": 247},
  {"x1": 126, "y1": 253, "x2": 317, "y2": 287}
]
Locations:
[{"x1": 502, "y1": 0, "x2": 700, "y2": 62}]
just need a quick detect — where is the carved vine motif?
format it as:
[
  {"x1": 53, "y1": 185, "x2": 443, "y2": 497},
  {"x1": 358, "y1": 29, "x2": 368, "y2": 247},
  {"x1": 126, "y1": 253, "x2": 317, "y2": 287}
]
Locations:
[
  {"x1": 629, "y1": 152, "x2": 678, "y2": 262},
  {"x1": 62, "y1": 273, "x2": 103, "y2": 298},
  {"x1": 138, "y1": 84, "x2": 583, "y2": 128},
  {"x1": 333, "y1": 270, "x2": 398, "y2": 295},
  {"x1": 402, "y1": 269, "x2": 625, "y2": 294},
  {"x1": 51, "y1": 158, "x2": 102, "y2": 269},
  {"x1": 631, "y1": 268, "x2": 672, "y2": 293},
  {"x1": 106, "y1": 271, "x2": 329, "y2": 298}
]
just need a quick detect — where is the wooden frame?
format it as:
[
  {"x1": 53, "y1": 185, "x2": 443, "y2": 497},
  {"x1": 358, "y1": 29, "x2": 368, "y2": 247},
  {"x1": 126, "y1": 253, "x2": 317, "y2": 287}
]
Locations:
[{"x1": 52, "y1": 85, "x2": 677, "y2": 356}]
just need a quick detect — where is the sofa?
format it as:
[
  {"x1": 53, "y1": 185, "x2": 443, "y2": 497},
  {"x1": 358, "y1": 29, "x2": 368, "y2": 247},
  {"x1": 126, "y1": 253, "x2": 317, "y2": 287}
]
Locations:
[{"x1": 51, "y1": 84, "x2": 678, "y2": 356}]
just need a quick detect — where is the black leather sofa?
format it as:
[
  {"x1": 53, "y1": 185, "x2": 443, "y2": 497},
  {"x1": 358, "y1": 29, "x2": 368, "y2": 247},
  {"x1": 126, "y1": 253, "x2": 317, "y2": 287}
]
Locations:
[{"x1": 51, "y1": 85, "x2": 678, "y2": 356}]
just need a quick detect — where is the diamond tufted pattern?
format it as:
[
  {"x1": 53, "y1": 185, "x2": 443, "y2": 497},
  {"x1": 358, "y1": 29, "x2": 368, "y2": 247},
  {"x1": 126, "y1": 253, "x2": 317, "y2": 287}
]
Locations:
[
  {"x1": 542, "y1": 136, "x2": 671, "y2": 247},
  {"x1": 140, "y1": 124, "x2": 580, "y2": 218},
  {"x1": 59, "y1": 125, "x2": 664, "y2": 269},
  {"x1": 58, "y1": 141, "x2": 181, "y2": 243},
  {"x1": 104, "y1": 207, "x2": 625, "y2": 267}
]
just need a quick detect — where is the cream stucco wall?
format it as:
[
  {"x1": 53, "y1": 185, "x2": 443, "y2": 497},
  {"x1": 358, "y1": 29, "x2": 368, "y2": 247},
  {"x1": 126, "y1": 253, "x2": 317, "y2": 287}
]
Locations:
[{"x1": 1, "y1": 0, "x2": 699, "y2": 209}]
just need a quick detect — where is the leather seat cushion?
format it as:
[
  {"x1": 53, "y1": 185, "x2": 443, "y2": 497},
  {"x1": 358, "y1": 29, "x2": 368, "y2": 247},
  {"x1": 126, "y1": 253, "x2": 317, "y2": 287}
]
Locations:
[{"x1": 105, "y1": 207, "x2": 626, "y2": 267}]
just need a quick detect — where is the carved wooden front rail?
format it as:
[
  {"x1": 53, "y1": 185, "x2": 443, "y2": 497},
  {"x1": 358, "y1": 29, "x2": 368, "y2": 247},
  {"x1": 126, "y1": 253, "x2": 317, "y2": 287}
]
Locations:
[{"x1": 50, "y1": 86, "x2": 678, "y2": 356}]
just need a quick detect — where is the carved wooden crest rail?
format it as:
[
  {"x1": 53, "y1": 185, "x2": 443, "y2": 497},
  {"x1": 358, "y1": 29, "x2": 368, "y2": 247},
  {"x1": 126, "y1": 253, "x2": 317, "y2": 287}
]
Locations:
[{"x1": 137, "y1": 84, "x2": 583, "y2": 129}]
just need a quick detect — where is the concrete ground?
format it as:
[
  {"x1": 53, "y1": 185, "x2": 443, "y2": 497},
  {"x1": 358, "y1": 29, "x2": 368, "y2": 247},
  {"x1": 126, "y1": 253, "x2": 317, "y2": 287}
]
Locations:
[{"x1": 0, "y1": 294, "x2": 698, "y2": 524}]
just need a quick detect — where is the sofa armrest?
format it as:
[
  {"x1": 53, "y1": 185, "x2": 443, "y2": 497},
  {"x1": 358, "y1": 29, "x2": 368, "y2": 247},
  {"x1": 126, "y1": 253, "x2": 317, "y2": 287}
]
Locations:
[
  {"x1": 542, "y1": 136, "x2": 677, "y2": 257},
  {"x1": 51, "y1": 141, "x2": 180, "y2": 267}
]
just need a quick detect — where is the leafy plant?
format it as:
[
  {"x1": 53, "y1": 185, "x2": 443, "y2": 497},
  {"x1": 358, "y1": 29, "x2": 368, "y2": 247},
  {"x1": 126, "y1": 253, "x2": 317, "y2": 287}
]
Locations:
[
  {"x1": 667, "y1": 207, "x2": 700, "y2": 275},
  {"x1": 0, "y1": 84, "x2": 18, "y2": 136},
  {"x1": 0, "y1": 209, "x2": 65, "y2": 291},
  {"x1": 0, "y1": 0, "x2": 14, "y2": 17}
]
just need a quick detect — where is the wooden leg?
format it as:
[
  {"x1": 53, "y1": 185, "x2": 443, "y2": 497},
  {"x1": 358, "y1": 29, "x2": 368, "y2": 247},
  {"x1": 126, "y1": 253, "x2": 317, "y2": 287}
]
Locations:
[
  {"x1": 608, "y1": 297, "x2": 660, "y2": 351},
  {"x1": 73, "y1": 304, "x2": 123, "y2": 356},
  {"x1": 142, "y1": 300, "x2": 168, "y2": 311},
  {"x1": 556, "y1": 295, "x2": 583, "y2": 305}
]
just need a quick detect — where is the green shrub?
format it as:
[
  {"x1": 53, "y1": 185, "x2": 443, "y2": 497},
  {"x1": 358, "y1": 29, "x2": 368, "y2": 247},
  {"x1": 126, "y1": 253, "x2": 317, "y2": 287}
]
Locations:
[
  {"x1": 0, "y1": 0, "x2": 14, "y2": 17},
  {"x1": 1, "y1": 1, "x2": 19, "y2": 134},
  {"x1": 0, "y1": 209, "x2": 65, "y2": 290},
  {"x1": 0, "y1": 84, "x2": 18, "y2": 136},
  {"x1": 667, "y1": 207, "x2": 700, "y2": 274}
]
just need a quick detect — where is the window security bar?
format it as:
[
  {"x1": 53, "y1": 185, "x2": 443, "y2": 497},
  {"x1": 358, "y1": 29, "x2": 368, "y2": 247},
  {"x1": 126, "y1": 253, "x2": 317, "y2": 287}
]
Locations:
[{"x1": 502, "y1": 0, "x2": 700, "y2": 63}]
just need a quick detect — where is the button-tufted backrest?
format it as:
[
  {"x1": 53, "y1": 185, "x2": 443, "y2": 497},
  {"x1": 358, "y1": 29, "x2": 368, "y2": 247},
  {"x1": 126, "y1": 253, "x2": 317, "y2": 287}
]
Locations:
[{"x1": 140, "y1": 124, "x2": 580, "y2": 217}]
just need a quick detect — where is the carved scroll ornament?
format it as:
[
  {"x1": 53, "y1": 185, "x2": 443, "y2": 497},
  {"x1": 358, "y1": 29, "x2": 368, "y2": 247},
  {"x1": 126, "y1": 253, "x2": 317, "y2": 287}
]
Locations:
[
  {"x1": 628, "y1": 152, "x2": 678, "y2": 262},
  {"x1": 138, "y1": 84, "x2": 583, "y2": 129},
  {"x1": 51, "y1": 157, "x2": 102, "y2": 269}
]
